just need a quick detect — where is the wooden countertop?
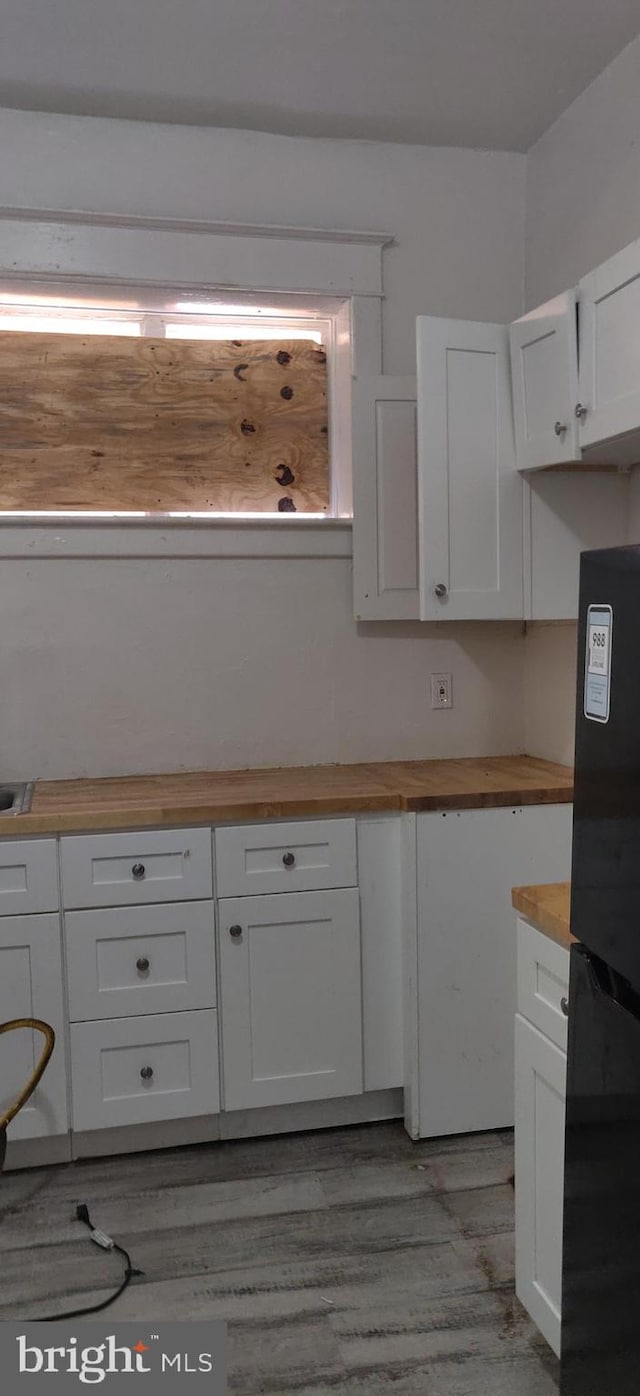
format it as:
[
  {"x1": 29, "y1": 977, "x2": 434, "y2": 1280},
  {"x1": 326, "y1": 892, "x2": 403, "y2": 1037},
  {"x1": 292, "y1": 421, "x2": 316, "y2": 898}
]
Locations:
[
  {"x1": 512, "y1": 882, "x2": 575, "y2": 950},
  {"x1": 0, "y1": 755, "x2": 573, "y2": 837}
]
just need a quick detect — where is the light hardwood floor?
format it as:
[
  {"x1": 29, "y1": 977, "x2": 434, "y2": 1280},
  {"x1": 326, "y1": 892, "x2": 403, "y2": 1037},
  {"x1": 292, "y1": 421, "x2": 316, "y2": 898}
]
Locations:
[{"x1": 0, "y1": 1122, "x2": 559, "y2": 1394}]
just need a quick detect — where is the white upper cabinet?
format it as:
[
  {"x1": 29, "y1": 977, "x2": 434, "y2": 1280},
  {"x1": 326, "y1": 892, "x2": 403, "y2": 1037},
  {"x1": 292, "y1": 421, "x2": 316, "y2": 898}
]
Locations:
[
  {"x1": 352, "y1": 375, "x2": 420, "y2": 621},
  {"x1": 510, "y1": 293, "x2": 579, "y2": 470},
  {"x1": 417, "y1": 317, "x2": 523, "y2": 621},
  {"x1": 351, "y1": 239, "x2": 640, "y2": 624},
  {"x1": 578, "y1": 239, "x2": 640, "y2": 456}
]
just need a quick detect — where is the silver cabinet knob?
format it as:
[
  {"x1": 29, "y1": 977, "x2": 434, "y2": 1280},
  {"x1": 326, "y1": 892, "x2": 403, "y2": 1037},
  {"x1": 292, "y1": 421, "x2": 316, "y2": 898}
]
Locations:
[
  {"x1": 229, "y1": 924, "x2": 243, "y2": 939},
  {"x1": 132, "y1": 863, "x2": 146, "y2": 880},
  {"x1": 434, "y1": 583, "x2": 448, "y2": 599},
  {"x1": 575, "y1": 403, "x2": 588, "y2": 420},
  {"x1": 140, "y1": 1065, "x2": 154, "y2": 1081},
  {"x1": 561, "y1": 996, "x2": 569, "y2": 1017},
  {"x1": 136, "y1": 956, "x2": 150, "y2": 973},
  {"x1": 282, "y1": 851, "x2": 296, "y2": 868},
  {"x1": 554, "y1": 421, "x2": 567, "y2": 436}
]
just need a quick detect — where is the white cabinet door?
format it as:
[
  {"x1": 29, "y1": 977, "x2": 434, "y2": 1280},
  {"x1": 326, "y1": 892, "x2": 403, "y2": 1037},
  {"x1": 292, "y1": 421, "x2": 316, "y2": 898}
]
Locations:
[
  {"x1": 218, "y1": 889, "x2": 362, "y2": 1110},
  {"x1": 352, "y1": 375, "x2": 419, "y2": 620},
  {"x1": 510, "y1": 293, "x2": 579, "y2": 470},
  {"x1": 578, "y1": 239, "x2": 640, "y2": 450},
  {"x1": 515, "y1": 1013, "x2": 566, "y2": 1358},
  {"x1": 417, "y1": 317, "x2": 523, "y2": 620},
  {"x1": 408, "y1": 803, "x2": 572, "y2": 1139},
  {"x1": 0, "y1": 914, "x2": 68, "y2": 1141}
]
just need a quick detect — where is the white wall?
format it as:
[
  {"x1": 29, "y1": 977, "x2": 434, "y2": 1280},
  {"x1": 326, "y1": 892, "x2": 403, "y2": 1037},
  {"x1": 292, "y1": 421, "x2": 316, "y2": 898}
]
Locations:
[
  {"x1": 523, "y1": 33, "x2": 640, "y2": 766},
  {"x1": 2, "y1": 559, "x2": 524, "y2": 781},
  {"x1": 1, "y1": 108, "x2": 526, "y2": 376},
  {"x1": 522, "y1": 623, "x2": 577, "y2": 768},
  {"x1": 0, "y1": 108, "x2": 528, "y2": 780},
  {"x1": 526, "y1": 33, "x2": 640, "y2": 308}
]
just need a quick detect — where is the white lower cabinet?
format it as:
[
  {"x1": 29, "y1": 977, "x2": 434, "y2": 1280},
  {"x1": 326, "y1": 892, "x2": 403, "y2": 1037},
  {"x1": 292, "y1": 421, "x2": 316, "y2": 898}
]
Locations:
[
  {"x1": 70, "y1": 1009, "x2": 220, "y2": 1131},
  {"x1": 515, "y1": 1014, "x2": 566, "y2": 1357},
  {"x1": 218, "y1": 888, "x2": 363, "y2": 1110},
  {"x1": 407, "y1": 803, "x2": 572, "y2": 1139},
  {"x1": 0, "y1": 913, "x2": 68, "y2": 1142},
  {"x1": 515, "y1": 919, "x2": 570, "y2": 1359}
]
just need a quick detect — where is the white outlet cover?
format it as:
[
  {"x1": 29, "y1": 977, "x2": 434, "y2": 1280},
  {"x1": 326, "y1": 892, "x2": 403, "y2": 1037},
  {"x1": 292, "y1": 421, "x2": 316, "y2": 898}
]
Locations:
[{"x1": 431, "y1": 673, "x2": 453, "y2": 709}]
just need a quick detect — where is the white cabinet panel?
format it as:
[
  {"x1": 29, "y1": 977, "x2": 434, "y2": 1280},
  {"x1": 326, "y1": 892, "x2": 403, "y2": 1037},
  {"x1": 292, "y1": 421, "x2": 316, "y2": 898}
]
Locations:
[
  {"x1": 417, "y1": 317, "x2": 523, "y2": 620},
  {"x1": 0, "y1": 914, "x2": 68, "y2": 1141},
  {"x1": 517, "y1": 918, "x2": 569, "y2": 1051},
  {"x1": 0, "y1": 838, "x2": 59, "y2": 916},
  {"x1": 71, "y1": 1009, "x2": 220, "y2": 1130},
  {"x1": 410, "y1": 803, "x2": 572, "y2": 1138},
  {"x1": 352, "y1": 375, "x2": 419, "y2": 620},
  {"x1": 526, "y1": 470, "x2": 629, "y2": 620},
  {"x1": 215, "y1": 819, "x2": 357, "y2": 899},
  {"x1": 66, "y1": 901, "x2": 216, "y2": 1021},
  {"x1": 515, "y1": 1013, "x2": 566, "y2": 1358},
  {"x1": 357, "y1": 817, "x2": 403, "y2": 1092},
  {"x1": 218, "y1": 889, "x2": 362, "y2": 1109},
  {"x1": 61, "y1": 827, "x2": 212, "y2": 908},
  {"x1": 579, "y1": 240, "x2": 640, "y2": 451},
  {"x1": 510, "y1": 293, "x2": 579, "y2": 470}
]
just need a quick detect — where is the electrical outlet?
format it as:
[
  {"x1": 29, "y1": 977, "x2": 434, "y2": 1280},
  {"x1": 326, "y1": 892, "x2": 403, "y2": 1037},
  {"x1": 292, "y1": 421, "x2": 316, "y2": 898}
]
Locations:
[{"x1": 431, "y1": 673, "x2": 453, "y2": 709}]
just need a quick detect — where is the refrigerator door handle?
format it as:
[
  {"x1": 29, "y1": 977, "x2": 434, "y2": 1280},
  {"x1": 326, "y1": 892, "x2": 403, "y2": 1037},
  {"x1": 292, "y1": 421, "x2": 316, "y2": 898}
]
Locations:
[{"x1": 581, "y1": 948, "x2": 640, "y2": 1025}]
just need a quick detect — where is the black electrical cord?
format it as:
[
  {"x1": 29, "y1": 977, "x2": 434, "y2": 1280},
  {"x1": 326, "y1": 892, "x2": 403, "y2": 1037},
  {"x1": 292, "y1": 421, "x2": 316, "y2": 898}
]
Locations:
[{"x1": 35, "y1": 1203, "x2": 144, "y2": 1321}]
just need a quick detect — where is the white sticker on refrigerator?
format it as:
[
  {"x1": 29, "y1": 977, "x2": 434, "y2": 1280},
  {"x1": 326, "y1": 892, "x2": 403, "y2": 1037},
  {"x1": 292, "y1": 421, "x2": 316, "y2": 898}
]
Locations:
[{"x1": 584, "y1": 604, "x2": 613, "y2": 723}]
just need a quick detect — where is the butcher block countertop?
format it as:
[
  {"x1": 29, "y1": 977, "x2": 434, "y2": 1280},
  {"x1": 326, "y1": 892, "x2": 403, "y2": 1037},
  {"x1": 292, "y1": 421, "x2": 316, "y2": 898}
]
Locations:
[
  {"x1": 512, "y1": 882, "x2": 574, "y2": 950},
  {"x1": 0, "y1": 755, "x2": 573, "y2": 837}
]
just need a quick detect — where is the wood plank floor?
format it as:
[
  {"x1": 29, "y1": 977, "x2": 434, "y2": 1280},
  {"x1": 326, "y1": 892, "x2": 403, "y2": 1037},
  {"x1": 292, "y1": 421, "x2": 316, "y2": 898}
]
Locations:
[{"x1": 0, "y1": 1122, "x2": 559, "y2": 1394}]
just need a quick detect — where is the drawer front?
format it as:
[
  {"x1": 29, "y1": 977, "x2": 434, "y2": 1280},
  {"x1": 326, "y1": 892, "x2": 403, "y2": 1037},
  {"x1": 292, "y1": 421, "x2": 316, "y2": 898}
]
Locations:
[
  {"x1": 517, "y1": 918, "x2": 570, "y2": 1051},
  {"x1": 215, "y1": 818, "x2": 357, "y2": 898},
  {"x1": 66, "y1": 901, "x2": 216, "y2": 1021},
  {"x1": 61, "y1": 828, "x2": 212, "y2": 908},
  {"x1": 70, "y1": 1009, "x2": 220, "y2": 1131},
  {"x1": 0, "y1": 839, "x2": 58, "y2": 916}
]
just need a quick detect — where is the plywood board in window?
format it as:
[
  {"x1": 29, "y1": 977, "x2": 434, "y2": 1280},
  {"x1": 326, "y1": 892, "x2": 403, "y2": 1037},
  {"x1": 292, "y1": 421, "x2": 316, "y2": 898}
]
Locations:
[{"x1": 0, "y1": 333, "x2": 328, "y2": 512}]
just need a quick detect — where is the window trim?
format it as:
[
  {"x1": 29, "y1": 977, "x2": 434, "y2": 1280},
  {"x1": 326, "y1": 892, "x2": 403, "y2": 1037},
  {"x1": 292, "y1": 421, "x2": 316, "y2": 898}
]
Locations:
[
  {"x1": 0, "y1": 212, "x2": 388, "y2": 550},
  {"x1": 0, "y1": 515, "x2": 353, "y2": 560}
]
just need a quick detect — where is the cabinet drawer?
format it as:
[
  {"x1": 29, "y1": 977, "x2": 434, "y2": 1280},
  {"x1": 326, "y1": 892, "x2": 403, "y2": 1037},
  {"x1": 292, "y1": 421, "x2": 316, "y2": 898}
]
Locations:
[
  {"x1": 61, "y1": 828, "x2": 212, "y2": 908},
  {"x1": 517, "y1": 918, "x2": 570, "y2": 1051},
  {"x1": 70, "y1": 1009, "x2": 220, "y2": 1131},
  {"x1": 215, "y1": 818, "x2": 357, "y2": 898},
  {"x1": 0, "y1": 839, "x2": 58, "y2": 916},
  {"x1": 66, "y1": 901, "x2": 216, "y2": 1022}
]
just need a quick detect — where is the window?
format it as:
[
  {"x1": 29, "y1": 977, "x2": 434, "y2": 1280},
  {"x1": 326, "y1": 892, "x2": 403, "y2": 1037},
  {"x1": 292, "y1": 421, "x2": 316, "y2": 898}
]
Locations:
[{"x1": 0, "y1": 283, "x2": 346, "y2": 519}]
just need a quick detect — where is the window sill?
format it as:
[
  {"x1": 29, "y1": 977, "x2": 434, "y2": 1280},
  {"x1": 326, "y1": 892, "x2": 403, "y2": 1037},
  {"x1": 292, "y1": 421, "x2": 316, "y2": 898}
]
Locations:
[{"x1": 0, "y1": 515, "x2": 353, "y2": 560}]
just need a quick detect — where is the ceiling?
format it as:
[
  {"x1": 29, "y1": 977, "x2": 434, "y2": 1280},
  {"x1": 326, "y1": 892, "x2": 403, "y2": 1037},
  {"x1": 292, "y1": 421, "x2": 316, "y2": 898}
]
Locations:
[{"x1": 1, "y1": 0, "x2": 639, "y2": 153}]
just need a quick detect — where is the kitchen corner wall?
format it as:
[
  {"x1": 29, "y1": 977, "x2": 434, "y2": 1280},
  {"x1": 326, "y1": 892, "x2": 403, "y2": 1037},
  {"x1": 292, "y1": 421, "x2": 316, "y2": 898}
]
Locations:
[
  {"x1": 0, "y1": 109, "x2": 527, "y2": 779},
  {"x1": 523, "y1": 31, "x2": 640, "y2": 770}
]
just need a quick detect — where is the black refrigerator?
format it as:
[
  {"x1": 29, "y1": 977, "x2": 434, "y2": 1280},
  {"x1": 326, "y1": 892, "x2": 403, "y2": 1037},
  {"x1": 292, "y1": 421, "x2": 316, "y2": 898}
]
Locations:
[{"x1": 562, "y1": 544, "x2": 640, "y2": 1394}]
